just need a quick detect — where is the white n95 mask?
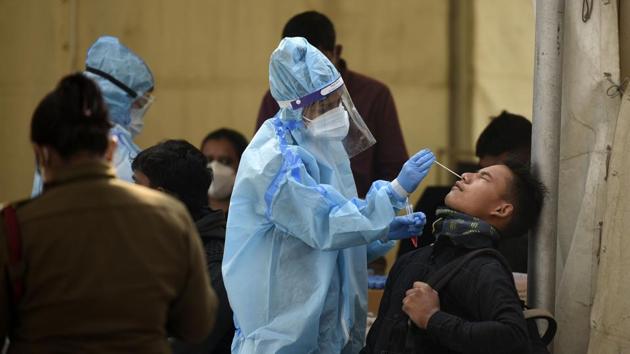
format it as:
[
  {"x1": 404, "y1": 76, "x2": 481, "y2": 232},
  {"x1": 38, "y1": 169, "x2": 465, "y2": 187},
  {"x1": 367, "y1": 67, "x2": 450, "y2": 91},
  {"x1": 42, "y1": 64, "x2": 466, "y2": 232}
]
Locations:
[
  {"x1": 208, "y1": 160, "x2": 236, "y2": 199},
  {"x1": 128, "y1": 94, "x2": 154, "y2": 137},
  {"x1": 128, "y1": 109, "x2": 145, "y2": 137},
  {"x1": 304, "y1": 105, "x2": 350, "y2": 140}
]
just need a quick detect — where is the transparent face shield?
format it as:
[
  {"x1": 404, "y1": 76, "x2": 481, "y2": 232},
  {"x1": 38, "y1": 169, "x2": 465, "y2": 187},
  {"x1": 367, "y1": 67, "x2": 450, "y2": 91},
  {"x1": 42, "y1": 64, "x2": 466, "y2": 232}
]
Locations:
[
  {"x1": 128, "y1": 92, "x2": 155, "y2": 136},
  {"x1": 131, "y1": 92, "x2": 155, "y2": 113},
  {"x1": 278, "y1": 77, "x2": 376, "y2": 157}
]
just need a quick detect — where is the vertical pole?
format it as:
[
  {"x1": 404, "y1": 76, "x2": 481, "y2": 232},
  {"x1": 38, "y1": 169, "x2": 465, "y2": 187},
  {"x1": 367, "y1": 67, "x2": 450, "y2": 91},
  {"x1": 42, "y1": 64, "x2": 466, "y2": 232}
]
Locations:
[
  {"x1": 448, "y1": 0, "x2": 473, "y2": 170},
  {"x1": 529, "y1": 0, "x2": 565, "y2": 312}
]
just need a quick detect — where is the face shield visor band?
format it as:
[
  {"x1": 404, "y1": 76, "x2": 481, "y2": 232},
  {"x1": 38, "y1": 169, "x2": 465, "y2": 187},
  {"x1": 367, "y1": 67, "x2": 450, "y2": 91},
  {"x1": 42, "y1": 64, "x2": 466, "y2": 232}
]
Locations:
[
  {"x1": 85, "y1": 66, "x2": 138, "y2": 98},
  {"x1": 277, "y1": 76, "x2": 344, "y2": 110}
]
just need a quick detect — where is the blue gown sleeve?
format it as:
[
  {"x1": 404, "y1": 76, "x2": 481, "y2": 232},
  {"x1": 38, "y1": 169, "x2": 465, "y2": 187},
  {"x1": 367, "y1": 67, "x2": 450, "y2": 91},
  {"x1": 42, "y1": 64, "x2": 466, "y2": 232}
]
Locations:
[
  {"x1": 268, "y1": 160, "x2": 406, "y2": 250},
  {"x1": 367, "y1": 239, "x2": 397, "y2": 262}
]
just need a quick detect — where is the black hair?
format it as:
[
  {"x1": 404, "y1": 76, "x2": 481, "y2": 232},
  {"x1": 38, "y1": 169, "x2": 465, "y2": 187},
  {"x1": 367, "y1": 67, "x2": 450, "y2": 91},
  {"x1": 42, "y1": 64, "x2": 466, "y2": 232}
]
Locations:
[
  {"x1": 30, "y1": 73, "x2": 112, "y2": 159},
  {"x1": 200, "y1": 128, "x2": 249, "y2": 159},
  {"x1": 132, "y1": 140, "x2": 212, "y2": 216},
  {"x1": 475, "y1": 111, "x2": 532, "y2": 159},
  {"x1": 282, "y1": 11, "x2": 336, "y2": 51},
  {"x1": 502, "y1": 159, "x2": 546, "y2": 238}
]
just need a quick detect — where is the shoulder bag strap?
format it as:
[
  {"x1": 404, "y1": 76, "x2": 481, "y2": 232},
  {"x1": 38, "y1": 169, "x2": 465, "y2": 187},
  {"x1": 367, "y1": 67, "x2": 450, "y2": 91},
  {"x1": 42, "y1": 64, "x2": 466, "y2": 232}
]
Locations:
[{"x1": 427, "y1": 248, "x2": 510, "y2": 291}]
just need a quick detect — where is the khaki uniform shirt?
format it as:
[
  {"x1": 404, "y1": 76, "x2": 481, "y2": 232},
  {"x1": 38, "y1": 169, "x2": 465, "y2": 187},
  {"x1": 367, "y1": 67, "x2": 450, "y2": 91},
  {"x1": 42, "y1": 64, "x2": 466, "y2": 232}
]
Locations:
[{"x1": 0, "y1": 162, "x2": 217, "y2": 353}]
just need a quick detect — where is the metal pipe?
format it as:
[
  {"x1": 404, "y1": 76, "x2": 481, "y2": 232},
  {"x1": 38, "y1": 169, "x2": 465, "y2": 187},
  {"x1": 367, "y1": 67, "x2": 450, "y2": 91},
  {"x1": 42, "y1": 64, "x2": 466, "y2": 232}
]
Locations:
[{"x1": 529, "y1": 0, "x2": 565, "y2": 313}]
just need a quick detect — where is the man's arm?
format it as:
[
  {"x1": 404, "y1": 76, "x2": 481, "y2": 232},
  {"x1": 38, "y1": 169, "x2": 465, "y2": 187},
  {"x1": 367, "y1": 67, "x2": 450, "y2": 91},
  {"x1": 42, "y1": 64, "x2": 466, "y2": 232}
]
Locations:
[
  {"x1": 167, "y1": 218, "x2": 219, "y2": 342},
  {"x1": 403, "y1": 262, "x2": 529, "y2": 354},
  {"x1": 255, "y1": 91, "x2": 279, "y2": 133},
  {"x1": 402, "y1": 281, "x2": 440, "y2": 328},
  {"x1": 201, "y1": 240, "x2": 233, "y2": 349},
  {"x1": 172, "y1": 239, "x2": 232, "y2": 353}
]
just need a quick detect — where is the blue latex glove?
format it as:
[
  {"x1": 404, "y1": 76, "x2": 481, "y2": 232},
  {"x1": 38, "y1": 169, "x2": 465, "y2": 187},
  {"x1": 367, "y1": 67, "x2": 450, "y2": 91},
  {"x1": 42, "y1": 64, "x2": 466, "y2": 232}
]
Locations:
[
  {"x1": 367, "y1": 239, "x2": 396, "y2": 262},
  {"x1": 387, "y1": 212, "x2": 426, "y2": 240},
  {"x1": 395, "y1": 149, "x2": 436, "y2": 194}
]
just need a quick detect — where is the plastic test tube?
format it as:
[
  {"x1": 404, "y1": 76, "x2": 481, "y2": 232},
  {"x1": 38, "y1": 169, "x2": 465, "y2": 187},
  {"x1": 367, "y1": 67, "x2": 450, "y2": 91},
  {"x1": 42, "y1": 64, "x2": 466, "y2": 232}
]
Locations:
[{"x1": 406, "y1": 198, "x2": 418, "y2": 248}]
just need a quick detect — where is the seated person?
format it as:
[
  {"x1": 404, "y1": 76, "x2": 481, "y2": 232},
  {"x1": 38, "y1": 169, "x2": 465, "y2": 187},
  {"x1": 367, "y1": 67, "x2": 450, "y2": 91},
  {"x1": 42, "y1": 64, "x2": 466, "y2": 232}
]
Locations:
[
  {"x1": 362, "y1": 160, "x2": 545, "y2": 354},
  {"x1": 398, "y1": 111, "x2": 532, "y2": 273},
  {"x1": 132, "y1": 140, "x2": 234, "y2": 354}
]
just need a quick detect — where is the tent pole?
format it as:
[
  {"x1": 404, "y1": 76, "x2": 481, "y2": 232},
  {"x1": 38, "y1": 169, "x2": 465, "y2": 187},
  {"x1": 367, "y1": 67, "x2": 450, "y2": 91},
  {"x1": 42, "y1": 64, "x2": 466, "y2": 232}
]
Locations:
[{"x1": 529, "y1": 0, "x2": 565, "y2": 313}]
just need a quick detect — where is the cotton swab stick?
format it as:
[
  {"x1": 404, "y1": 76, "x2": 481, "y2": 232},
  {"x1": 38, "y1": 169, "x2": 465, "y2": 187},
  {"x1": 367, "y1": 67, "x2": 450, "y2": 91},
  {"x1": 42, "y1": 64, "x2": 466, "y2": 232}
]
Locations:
[{"x1": 434, "y1": 160, "x2": 462, "y2": 179}]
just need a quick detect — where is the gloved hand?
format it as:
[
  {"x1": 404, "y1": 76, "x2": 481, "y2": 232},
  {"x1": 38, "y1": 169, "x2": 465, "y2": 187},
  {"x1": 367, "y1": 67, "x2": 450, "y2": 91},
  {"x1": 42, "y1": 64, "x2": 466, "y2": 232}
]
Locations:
[
  {"x1": 387, "y1": 212, "x2": 426, "y2": 240},
  {"x1": 395, "y1": 149, "x2": 435, "y2": 194},
  {"x1": 367, "y1": 239, "x2": 396, "y2": 262}
]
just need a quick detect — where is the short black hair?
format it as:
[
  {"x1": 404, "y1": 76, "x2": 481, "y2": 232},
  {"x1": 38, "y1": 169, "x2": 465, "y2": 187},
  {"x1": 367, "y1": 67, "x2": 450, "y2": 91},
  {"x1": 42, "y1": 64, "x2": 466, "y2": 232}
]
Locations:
[
  {"x1": 31, "y1": 73, "x2": 112, "y2": 159},
  {"x1": 282, "y1": 11, "x2": 336, "y2": 51},
  {"x1": 475, "y1": 111, "x2": 532, "y2": 158},
  {"x1": 132, "y1": 140, "x2": 212, "y2": 213},
  {"x1": 200, "y1": 128, "x2": 249, "y2": 159},
  {"x1": 502, "y1": 160, "x2": 546, "y2": 238}
]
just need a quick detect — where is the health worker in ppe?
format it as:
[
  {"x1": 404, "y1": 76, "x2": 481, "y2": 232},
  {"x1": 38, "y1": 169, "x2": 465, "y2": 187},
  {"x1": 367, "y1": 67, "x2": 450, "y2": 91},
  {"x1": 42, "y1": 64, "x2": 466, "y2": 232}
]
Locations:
[
  {"x1": 222, "y1": 37, "x2": 435, "y2": 354},
  {"x1": 31, "y1": 35, "x2": 154, "y2": 195}
]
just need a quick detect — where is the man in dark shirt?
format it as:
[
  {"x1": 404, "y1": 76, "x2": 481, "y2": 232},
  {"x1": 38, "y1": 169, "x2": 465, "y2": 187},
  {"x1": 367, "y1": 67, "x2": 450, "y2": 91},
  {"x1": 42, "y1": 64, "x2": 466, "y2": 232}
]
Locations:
[
  {"x1": 363, "y1": 160, "x2": 545, "y2": 354},
  {"x1": 255, "y1": 11, "x2": 408, "y2": 198},
  {"x1": 398, "y1": 111, "x2": 533, "y2": 273},
  {"x1": 132, "y1": 140, "x2": 234, "y2": 354}
]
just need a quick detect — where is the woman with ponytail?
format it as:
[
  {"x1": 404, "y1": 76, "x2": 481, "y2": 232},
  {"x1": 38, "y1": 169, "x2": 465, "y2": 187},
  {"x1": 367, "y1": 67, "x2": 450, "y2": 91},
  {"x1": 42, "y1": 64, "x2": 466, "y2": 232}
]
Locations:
[{"x1": 0, "y1": 73, "x2": 217, "y2": 354}]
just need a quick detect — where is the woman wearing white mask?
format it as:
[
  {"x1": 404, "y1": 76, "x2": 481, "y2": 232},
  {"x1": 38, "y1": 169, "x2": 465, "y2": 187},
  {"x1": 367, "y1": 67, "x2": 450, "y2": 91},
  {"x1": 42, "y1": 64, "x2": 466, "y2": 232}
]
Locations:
[
  {"x1": 200, "y1": 128, "x2": 249, "y2": 214},
  {"x1": 222, "y1": 37, "x2": 435, "y2": 354}
]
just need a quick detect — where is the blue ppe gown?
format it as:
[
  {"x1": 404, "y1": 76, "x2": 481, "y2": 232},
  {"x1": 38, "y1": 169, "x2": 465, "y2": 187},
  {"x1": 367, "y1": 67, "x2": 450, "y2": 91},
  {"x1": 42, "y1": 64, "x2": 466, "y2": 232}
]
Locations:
[
  {"x1": 84, "y1": 35, "x2": 153, "y2": 182},
  {"x1": 31, "y1": 36, "x2": 153, "y2": 195},
  {"x1": 222, "y1": 37, "x2": 406, "y2": 354}
]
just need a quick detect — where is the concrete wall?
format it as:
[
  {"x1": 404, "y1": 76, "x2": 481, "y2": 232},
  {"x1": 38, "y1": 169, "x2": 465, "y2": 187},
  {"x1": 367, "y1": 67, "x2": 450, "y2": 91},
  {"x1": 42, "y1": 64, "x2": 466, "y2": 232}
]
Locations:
[{"x1": 0, "y1": 0, "x2": 449, "y2": 203}]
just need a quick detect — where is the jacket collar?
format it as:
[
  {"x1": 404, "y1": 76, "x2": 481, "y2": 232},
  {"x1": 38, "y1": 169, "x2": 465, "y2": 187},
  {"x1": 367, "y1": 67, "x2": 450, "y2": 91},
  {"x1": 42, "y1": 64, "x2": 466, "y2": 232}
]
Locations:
[{"x1": 43, "y1": 161, "x2": 115, "y2": 191}]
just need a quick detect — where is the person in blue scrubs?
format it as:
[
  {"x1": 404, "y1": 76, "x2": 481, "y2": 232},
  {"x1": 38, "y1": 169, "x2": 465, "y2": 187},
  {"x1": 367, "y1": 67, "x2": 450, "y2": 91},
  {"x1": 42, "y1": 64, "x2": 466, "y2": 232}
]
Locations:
[
  {"x1": 222, "y1": 37, "x2": 435, "y2": 354},
  {"x1": 32, "y1": 35, "x2": 154, "y2": 195}
]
